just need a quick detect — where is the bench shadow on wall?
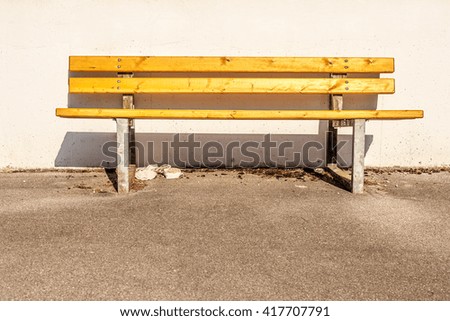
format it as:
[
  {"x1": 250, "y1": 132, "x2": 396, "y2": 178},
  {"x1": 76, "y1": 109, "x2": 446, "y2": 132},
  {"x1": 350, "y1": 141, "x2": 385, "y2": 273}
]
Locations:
[{"x1": 55, "y1": 72, "x2": 376, "y2": 169}]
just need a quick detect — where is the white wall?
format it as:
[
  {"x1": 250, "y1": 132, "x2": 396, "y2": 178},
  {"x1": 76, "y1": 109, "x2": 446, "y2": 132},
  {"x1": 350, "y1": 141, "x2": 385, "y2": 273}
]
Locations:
[{"x1": 1, "y1": 0, "x2": 449, "y2": 168}]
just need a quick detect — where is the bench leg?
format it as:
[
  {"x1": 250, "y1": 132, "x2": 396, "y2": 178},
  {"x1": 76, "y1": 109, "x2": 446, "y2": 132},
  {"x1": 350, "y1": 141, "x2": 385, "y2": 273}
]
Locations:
[
  {"x1": 351, "y1": 119, "x2": 365, "y2": 194},
  {"x1": 116, "y1": 118, "x2": 129, "y2": 193}
]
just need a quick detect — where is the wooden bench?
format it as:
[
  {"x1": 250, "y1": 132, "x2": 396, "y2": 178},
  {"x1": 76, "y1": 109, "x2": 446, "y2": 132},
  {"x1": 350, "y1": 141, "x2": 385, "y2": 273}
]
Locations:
[{"x1": 56, "y1": 56, "x2": 423, "y2": 194}]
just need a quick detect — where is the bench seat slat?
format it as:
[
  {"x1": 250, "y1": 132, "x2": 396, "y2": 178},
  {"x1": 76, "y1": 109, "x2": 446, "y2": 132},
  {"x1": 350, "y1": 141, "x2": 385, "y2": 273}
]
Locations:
[
  {"x1": 70, "y1": 56, "x2": 394, "y2": 73},
  {"x1": 69, "y1": 78, "x2": 395, "y2": 94},
  {"x1": 56, "y1": 108, "x2": 423, "y2": 120}
]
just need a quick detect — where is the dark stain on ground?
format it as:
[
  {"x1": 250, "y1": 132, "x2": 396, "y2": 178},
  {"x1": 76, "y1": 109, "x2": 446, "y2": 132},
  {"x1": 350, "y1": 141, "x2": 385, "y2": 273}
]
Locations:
[{"x1": 4, "y1": 166, "x2": 449, "y2": 194}]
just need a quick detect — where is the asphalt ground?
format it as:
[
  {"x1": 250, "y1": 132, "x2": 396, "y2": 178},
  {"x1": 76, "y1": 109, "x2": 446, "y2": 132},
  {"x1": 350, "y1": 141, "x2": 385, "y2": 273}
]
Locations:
[{"x1": 0, "y1": 168, "x2": 448, "y2": 300}]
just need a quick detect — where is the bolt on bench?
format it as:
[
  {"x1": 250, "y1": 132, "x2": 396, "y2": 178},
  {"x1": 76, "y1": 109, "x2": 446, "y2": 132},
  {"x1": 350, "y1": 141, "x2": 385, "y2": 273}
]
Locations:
[{"x1": 56, "y1": 56, "x2": 423, "y2": 194}]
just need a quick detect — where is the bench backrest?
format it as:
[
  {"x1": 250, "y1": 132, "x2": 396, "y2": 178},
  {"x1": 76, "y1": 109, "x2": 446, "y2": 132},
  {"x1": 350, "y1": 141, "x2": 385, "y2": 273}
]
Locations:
[{"x1": 69, "y1": 56, "x2": 395, "y2": 95}]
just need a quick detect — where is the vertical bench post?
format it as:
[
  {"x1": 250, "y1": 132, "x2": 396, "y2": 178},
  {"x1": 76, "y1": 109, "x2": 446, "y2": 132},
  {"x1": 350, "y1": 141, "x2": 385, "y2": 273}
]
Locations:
[
  {"x1": 116, "y1": 118, "x2": 130, "y2": 193},
  {"x1": 117, "y1": 71, "x2": 134, "y2": 193},
  {"x1": 327, "y1": 73, "x2": 349, "y2": 166},
  {"x1": 352, "y1": 119, "x2": 366, "y2": 194},
  {"x1": 118, "y1": 72, "x2": 136, "y2": 183}
]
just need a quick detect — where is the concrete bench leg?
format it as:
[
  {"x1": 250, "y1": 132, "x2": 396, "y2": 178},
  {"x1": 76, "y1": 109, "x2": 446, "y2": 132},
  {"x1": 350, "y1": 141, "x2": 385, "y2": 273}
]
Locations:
[
  {"x1": 116, "y1": 118, "x2": 129, "y2": 193},
  {"x1": 351, "y1": 119, "x2": 366, "y2": 194}
]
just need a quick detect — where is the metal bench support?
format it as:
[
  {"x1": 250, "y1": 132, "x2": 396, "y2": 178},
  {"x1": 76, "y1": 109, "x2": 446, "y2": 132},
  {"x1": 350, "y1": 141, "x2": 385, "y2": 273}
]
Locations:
[
  {"x1": 116, "y1": 118, "x2": 129, "y2": 193},
  {"x1": 351, "y1": 119, "x2": 366, "y2": 194}
]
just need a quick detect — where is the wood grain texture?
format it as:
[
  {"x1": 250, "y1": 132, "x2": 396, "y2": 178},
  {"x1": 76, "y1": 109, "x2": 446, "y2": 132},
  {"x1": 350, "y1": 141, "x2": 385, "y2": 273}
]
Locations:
[
  {"x1": 56, "y1": 108, "x2": 423, "y2": 120},
  {"x1": 69, "y1": 56, "x2": 395, "y2": 73},
  {"x1": 69, "y1": 77, "x2": 395, "y2": 94}
]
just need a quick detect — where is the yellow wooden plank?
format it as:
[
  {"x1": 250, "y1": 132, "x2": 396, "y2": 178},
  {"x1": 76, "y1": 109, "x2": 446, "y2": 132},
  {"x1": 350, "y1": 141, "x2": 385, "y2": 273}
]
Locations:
[
  {"x1": 69, "y1": 78, "x2": 395, "y2": 94},
  {"x1": 56, "y1": 108, "x2": 423, "y2": 120},
  {"x1": 69, "y1": 56, "x2": 395, "y2": 73}
]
